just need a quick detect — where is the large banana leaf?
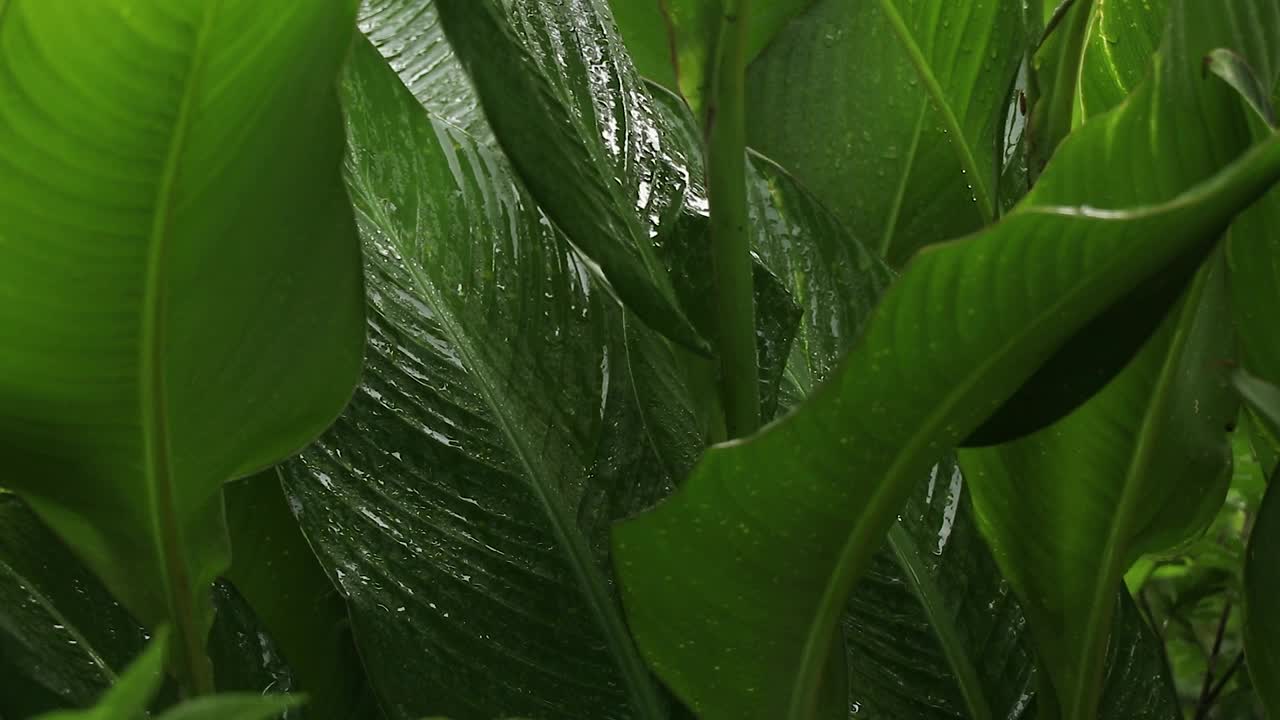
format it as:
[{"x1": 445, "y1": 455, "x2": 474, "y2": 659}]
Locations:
[
  {"x1": 0, "y1": 0, "x2": 364, "y2": 689},
  {"x1": 283, "y1": 36, "x2": 684, "y2": 719},
  {"x1": 960, "y1": 255, "x2": 1236, "y2": 720},
  {"x1": 745, "y1": 0, "x2": 1025, "y2": 266},
  {"x1": 611, "y1": 1, "x2": 1280, "y2": 717}
]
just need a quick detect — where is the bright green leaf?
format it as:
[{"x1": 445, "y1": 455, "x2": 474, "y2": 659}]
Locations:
[
  {"x1": 0, "y1": 0, "x2": 364, "y2": 690},
  {"x1": 746, "y1": 0, "x2": 1025, "y2": 266},
  {"x1": 960, "y1": 254, "x2": 1236, "y2": 720},
  {"x1": 1075, "y1": 0, "x2": 1169, "y2": 121},
  {"x1": 613, "y1": 1, "x2": 1280, "y2": 716},
  {"x1": 155, "y1": 694, "x2": 303, "y2": 720}
]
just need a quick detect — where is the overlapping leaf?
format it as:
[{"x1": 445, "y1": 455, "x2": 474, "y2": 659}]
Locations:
[
  {"x1": 961, "y1": 256, "x2": 1236, "y2": 720},
  {"x1": 746, "y1": 0, "x2": 1025, "y2": 266},
  {"x1": 1240, "y1": 377, "x2": 1280, "y2": 714},
  {"x1": 0, "y1": 0, "x2": 364, "y2": 687},
  {"x1": 612, "y1": 1, "x2": 1280, "y2": 717}
]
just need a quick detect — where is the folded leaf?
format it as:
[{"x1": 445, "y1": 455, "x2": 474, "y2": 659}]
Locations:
[
  {"x1": 961, "y1": 254, "x2": 1236, "y2": 720},
  {"x1": 0, "y1": 0, "x2": 364, "y2": 689},
  {"x1": 432, "y1": 0, "x2": 706, "y2": 352},
  {"x1": 613, "y1": 2, "x2": 1280, "y2": 715},
  {"x1": 746, "y1": 0, "x2": 1025, "y2": 265}
]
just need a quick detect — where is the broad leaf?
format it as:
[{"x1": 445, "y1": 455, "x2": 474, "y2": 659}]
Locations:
[
  {"x1": 751, "y1": 146, "x2": 1178, "y2": 720},
  {"x1": 612, "y1": 1, "x2": 1280, "y2": 717},
  {"x1": 431, "y1": 0, "x2": 706, "y2": 352},
  {"x1": 0, "y1": 0, "x2": 364, "y2": 688},
  {"x1": 960, "y1": 255, "x2": 1236, "y2": 720},
  {"x1": 282, "y1": 36, "x2": 681, "y2": 719},
  {"x1": 1075, "y1": 0, "x2": 1169, "y2": 120},
  {"x1": 745, "y1": 0, "x2": 1025, "y2": 266}
]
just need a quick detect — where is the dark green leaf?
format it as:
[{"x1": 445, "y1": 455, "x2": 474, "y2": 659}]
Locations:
[
  {"x1": 283, "y1": 36, "x2": 684, "y2": 719},
  {"x1": 0, "y1": 0, "x2": 364, "y2": 688},
  {"x1": 746, "y1": 0, "x2": 1025, "y2": 266},
  {"x1": 1244, "y1": 463, "x2": 1280, "y2": 716},
  {"x1": 1235, "y1": 371, "x2": 1280, "y2": 441},
  {"x1": 431, "y1": 0, "x2": 706, "y2": 353},
  {"x1": 612, "y1": 1, "x2": 1280, "y2": 716},
  {"x1": 32, "y1": 630, "x2": 170, "y2": 720},
  {"x1": 960, "y1": 254, "x2": 1236, "y2": 719},
  {"x1": 224, "y1": 475, "x2": 381, "y2": 720}
]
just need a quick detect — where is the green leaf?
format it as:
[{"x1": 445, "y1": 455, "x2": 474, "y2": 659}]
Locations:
[
  {"x1": 0, "y1": 494, "x2": 310, "y2": 718},
  {"x1": 612, "y1": 2, "x2": 1280, "y2": 717},
  {"x1": 609, "y1": 0, "x2": 814, "y2": 103},
  {"x1": 1075, "y1": 0, "x2": 1169, "y2": 120},
  {"x1": 33, "y1": 629, "x2": 170, "y2": 720},
  {"x1": 0, "y1": 0, "x2": 364, "y2": 690},
  {"x1": 431, "y1": 0, "x2": 706, "y2": 353},
  {"x1": 1205, "y1": 48, "x2": 1279, "y2": 129},
  {"x1": 1244, "y1": 461, "x2": 1280, "y2": 715},
  {"x1": 283, "y1": 35, "x2": 684, "y2": 719},
  {"x1": 156, "y1": 695, "x2": 304, "y2": 720},
  {"x1": 960, "y1": 254, "x2": 1236, "y2": 720},
  {"x1": 1236, "y1": 370, "x2": 1280, "y2": 442},
  {"x1": 224, "y1": 475, "x2": 381, "y2": 720},
  {"x1": 746, "y1": 0, "x2": 1025, "y2": 266}
]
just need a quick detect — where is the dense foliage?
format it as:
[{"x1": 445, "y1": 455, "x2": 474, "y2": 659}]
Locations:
[{"x1": 1, "y1": 0, "x2": 1279, "y2": 719}]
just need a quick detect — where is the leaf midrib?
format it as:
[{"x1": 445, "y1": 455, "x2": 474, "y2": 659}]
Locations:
[
  {"x1": 368, "y1": 138, "x2": 666, "y2": 717},
  {"x1": 140, "y1": 1, "x2": 218, "y2": 690},
  {"x1": 876, "y1": 0, "x2": 995, "y2": 223},
  {"x1": 1069, "y1": 265, "x2": 1212, "y2": 720}
]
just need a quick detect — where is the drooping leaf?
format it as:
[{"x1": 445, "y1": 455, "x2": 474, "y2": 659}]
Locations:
[
  {"x1": 224, "y1": 475, "x2": 382, "y2": 720},
  {"x1": 431, "y1": 0, "x2": 706, "y2": 352},
  {"x1": 746, "y1": 0, "x2": 1025, "y2": 266},
  {"x1": 612, "y1": 1, "x2": 1280, "y2": 717},
  {"x1": 960, "y1": 254, "x2": 1236, "y2": 720},
  {"x1": 1244, "y1": 461, "x2": 1280, "y2": 715},
  {"x1": 749, "y1": 141, "x2": 1178, "y2": 720},
  {"x1": 1205, "y1": 48, "x2": 1279, "y2": 129},
  {"x1": 0, "y1": 0, "x2": 364, "y2": 688}
]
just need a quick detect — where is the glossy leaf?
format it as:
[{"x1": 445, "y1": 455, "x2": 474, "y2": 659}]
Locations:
[
  {"x1": 746, "y1": 0, "x2": 1025, "y2": 266},
  {"x1": 0, "y1": 0, "x2": 364, "y2": 688},
  {"x1": 961, "y1": 255, "x2": 1236, "y2": 720},
  {"x1": 431, "y1": 0, "x2": 705, "y2": 352},
  {"x1": 0, "y1": 495, "x2": 307, "y2": 717},
  {"x1": 32, "y1": 628, "x2": 302, "y2": 720},
  {"x1": 283, "y1": 36, "x2": 684, "y2": 719},
  {"x1": 612, "y1": 1, "x2": 1280, "y2": 716},
  {"x1": 1244, "y1": 453, "x2": 1280, "y2": 715}
]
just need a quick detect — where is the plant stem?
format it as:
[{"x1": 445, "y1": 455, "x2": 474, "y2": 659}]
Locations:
[
  {"x1": 706, "y1": 0, "x2": 760, "y2": 439},
  {"x1": 1193, "y1": 600, "x2": 1234, "y2": 720},
  {"x1": 1038, "y1": 0, "x2": 1093, "y2": 161}
]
